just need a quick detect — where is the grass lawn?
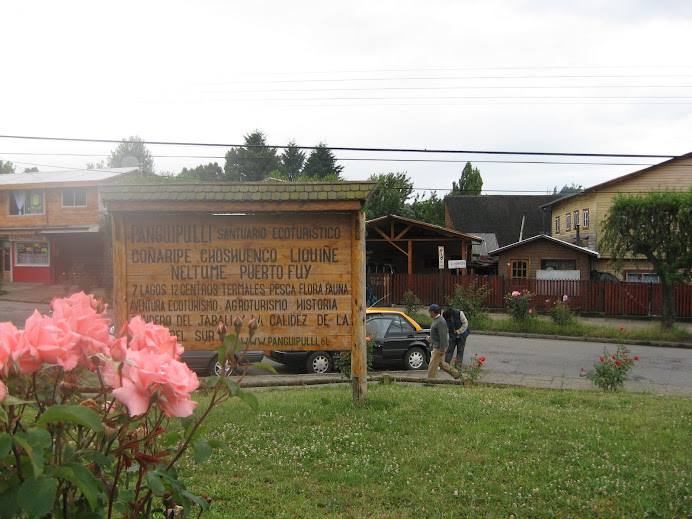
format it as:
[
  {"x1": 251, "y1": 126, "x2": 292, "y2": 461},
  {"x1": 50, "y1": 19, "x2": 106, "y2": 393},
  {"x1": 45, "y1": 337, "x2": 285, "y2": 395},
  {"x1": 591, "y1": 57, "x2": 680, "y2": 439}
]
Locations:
[{"x1": 183, "y1": 384, "x2": 691, "y2": 518}]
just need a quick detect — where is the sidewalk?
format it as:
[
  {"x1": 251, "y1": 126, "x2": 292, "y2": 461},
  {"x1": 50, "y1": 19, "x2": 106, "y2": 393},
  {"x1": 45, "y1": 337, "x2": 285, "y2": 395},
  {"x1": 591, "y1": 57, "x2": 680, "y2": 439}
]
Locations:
[{"x1": 229, "y1": 370, "x2": 692, "y2": 397}]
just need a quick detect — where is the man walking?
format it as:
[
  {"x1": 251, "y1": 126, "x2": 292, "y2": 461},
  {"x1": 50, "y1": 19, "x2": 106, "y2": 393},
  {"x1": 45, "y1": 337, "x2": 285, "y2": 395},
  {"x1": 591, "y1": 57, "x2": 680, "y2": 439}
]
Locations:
[
  {"x1": 443, "y1": 307, "x2": 468, "y2": 366},
  {"x1": 426, "y1": 304, "x2": 460, "y2": 384}
]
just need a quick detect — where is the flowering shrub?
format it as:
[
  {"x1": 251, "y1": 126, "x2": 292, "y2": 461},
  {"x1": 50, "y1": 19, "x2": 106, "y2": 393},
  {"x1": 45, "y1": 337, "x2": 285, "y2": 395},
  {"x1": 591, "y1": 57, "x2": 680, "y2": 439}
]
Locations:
[
  {"x1": 587, "y1": 335, "x2": 639, "y2": 391},
  {"x1": 454, "y1": 354, "x2": 486, "y2": 384},
  {"x1": 0, "y1": 292, "x2": 260, "y2": 518},
  {"x1": 402, "y1": 290, "x2": 422, "y2": 317},
  {"x1": 504, "y1": 290, "x2": 534, "y2": 322},
  {"x1": 335, "y1": 336, "x2": 374, "y2": 378},
  {"x1": 546, "y1": 294, "x2": 574, "y2": 325}
]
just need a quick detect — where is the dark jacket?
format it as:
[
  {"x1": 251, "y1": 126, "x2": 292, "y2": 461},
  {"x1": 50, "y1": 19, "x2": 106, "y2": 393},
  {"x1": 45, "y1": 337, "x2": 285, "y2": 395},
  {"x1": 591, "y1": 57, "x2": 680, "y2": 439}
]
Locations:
[{"x1": 446, "y1": 308, "x2": 468, "y2": 339}]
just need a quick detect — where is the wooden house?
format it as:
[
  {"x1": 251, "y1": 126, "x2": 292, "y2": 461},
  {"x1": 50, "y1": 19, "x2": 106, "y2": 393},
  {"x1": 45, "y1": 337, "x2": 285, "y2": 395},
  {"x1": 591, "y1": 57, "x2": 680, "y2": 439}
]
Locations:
[
  {"x1": 0, "y1": 167, "x2": 141, "y2": 282},
  {"x1": 542, "y1": 152, "x2": 692, "y2": 281}
]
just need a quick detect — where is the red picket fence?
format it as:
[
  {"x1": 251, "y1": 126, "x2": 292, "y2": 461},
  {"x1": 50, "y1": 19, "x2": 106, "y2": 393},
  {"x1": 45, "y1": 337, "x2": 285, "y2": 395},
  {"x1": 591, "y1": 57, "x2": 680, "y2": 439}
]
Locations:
[{"x1": 365, "y1": 273, "x2": 692, "y2": 318}]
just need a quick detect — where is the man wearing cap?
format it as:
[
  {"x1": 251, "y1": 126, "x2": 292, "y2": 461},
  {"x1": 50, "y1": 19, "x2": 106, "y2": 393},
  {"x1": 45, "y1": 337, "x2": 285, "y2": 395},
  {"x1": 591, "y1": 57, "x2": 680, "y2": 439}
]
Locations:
[{"x1": 425, "y1": 304, "x2": 460, "y2": 384}]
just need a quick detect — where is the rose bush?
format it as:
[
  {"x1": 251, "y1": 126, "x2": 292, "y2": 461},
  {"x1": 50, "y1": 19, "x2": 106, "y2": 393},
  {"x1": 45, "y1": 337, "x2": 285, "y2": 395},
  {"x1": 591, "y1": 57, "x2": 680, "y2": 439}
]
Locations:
[
  {"x1": 504, "y1": 290, "x2": 534, "y2": 322},
  {"x1": 587, "y1": 331, "x2": 639, "y2": 391},
  {"x1": 546, "y1": 294, "x2": 574, "y2": 325},
  {"x1": 0, "y1": 292, "x2": 262, "y2": 518},
  {"x1": 454, "y1": 354, "x2": 486, "y2": 384}
]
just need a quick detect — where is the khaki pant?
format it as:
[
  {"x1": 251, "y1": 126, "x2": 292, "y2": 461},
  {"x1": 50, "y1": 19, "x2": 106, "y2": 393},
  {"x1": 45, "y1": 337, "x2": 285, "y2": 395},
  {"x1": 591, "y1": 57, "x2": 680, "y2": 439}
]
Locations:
[{"x1": 427, "y1": 349, "x2": 459, "y2": 380}]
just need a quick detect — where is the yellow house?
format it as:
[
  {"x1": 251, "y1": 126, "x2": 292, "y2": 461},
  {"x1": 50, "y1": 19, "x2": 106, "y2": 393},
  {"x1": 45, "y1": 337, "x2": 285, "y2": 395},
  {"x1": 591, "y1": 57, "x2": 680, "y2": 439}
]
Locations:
[{"x1": 542, "y1": 152, "x2": 692, "y2": 281}]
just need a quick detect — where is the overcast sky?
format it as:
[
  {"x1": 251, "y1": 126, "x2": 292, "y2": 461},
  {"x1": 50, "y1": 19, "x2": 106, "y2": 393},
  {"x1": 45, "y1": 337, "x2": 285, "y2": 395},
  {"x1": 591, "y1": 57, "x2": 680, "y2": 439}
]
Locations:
[{"x1": 2, "y1": 0, "x2": 691, "y2": 196}]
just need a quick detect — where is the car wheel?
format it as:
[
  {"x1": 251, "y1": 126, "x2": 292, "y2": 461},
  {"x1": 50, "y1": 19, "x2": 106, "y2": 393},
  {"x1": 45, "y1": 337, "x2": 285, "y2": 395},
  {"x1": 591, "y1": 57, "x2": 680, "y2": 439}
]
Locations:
[
  {"x1": 306, "y1": 352, "x2": 333, "y2": 374},
  {"x1": 213, "y1": 359, "x2": 236, "y2": 377},
  {"x1": 404, "y1": 347, "x2": 426, "y2": 370}
]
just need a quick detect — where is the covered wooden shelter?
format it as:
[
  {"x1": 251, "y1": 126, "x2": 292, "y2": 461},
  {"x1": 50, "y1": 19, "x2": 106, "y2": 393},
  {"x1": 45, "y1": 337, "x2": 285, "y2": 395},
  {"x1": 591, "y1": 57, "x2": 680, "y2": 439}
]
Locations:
[{"x1": 366, "y1": 215, "x2": 482, "y2": 275}]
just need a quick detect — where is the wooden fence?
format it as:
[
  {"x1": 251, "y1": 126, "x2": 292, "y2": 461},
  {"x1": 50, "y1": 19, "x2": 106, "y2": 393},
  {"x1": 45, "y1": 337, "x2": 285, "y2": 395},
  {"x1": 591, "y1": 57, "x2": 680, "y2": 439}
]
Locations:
[{"x1": 365, "y1": 274, "x2": 692, "y2": 318}]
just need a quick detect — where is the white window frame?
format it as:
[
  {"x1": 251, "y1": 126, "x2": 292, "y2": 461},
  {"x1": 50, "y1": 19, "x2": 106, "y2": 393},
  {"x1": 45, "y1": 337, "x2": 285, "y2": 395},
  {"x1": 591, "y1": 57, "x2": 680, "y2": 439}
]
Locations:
[
  {"x1": 14, "y1": 241, "x2": 50, "y2": 267},
  {"x1": 9, "y1": 189, "x2": 45, "y2": 216},
  {"x1": 573, "y1": 210, "x2": 579, "y2": 228},
  {"x1": 566, "y1": 213, "x2": 571, "y2": 232},
  {"x1": 554, "y1": 216, "x2": 560, "y2": 234},
  {"x1": 62, "y1": 187, "x2": 88, "y2": 207},
  {"x1": 582, "y1": 209, "x2": 589, "y2": 229}
]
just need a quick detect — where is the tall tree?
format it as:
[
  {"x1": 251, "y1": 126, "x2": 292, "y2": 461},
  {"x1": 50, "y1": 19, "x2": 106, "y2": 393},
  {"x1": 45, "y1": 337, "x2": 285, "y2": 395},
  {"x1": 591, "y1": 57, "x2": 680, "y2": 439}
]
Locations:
[
  {"x1": 224, "y1": 130, "x2": 280, "y2": 181},
  {"x1": 0, "y1": 159, "x2": 15, "y2": 174},
  {"x1": 301, "y1": 142, "x2": 344, "y2": 180},
  {"x1": 178, "y1": 162, "x2": 223, "y2": 181},
  {"x1": 280, "y1": 140, "x2": 306, "y2": 181},
  {"x1": 553, "y1": 183, "x2": 584, "y2": 194},
  {"x1": 599, "y1": 189, "x2": 692, "y2": 328},
  {"x1": 107, "y1": 136, "x2": 155, "y2": 174},
  {"x1": 364, "y1": 172, "x2": 414, "y2": 220},
  {"x1": 86, "y1": 161, "x2": 106, "y2": 170},
  {"x1": 23, "y1": 167, "x2": 39, "y2": 173},
  {"x1": 410, "y1": 191, "x2": 444, "y2": 226},
  {"x1": 451, "y1": 162, "x2": 483, "y2": 195}
]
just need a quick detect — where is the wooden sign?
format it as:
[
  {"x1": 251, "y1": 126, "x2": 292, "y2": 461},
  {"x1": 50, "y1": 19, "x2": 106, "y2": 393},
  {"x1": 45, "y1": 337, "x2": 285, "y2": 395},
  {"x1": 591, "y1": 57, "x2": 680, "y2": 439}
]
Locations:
[{"x1": 119, "y1": 212, "x2": 354, "y2": 351}]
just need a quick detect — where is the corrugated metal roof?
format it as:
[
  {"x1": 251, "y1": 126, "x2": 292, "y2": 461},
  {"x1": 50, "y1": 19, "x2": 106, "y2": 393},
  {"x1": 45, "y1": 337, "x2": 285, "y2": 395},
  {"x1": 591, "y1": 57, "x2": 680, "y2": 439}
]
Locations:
[
  {"x1": 100, "y1": 181, "x2": 378, "y2": 203},
  {"x1": 0, "y1": 167, "x2": 139, "y2": 186}
]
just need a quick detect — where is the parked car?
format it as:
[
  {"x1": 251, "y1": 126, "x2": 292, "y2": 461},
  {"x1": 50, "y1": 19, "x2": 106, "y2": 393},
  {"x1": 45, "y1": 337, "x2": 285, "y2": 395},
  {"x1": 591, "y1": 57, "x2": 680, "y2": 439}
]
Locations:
[
  {"x1": 267, "y1": 309, "x2": 430, "y2": 373},
  {"x1": 181, "y1": 349, "x2": 265, "y2": 377}
]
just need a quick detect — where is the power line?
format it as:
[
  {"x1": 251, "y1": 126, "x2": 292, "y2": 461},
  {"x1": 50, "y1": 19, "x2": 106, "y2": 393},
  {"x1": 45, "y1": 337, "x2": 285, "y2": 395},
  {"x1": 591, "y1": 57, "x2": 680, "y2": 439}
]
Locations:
[
  {"x1": 0, "y1": 151, "x2": 662, "y2": 167},
  {"x1": 0, "y1": 135, "x2": 679, "y2": 159}
]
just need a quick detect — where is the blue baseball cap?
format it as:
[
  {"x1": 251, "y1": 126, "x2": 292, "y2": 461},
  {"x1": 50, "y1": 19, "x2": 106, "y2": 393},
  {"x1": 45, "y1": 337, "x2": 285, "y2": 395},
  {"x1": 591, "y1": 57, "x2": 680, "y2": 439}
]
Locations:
[{"x1": 428, "y1": 304, "x2": 441, "y2": 313}]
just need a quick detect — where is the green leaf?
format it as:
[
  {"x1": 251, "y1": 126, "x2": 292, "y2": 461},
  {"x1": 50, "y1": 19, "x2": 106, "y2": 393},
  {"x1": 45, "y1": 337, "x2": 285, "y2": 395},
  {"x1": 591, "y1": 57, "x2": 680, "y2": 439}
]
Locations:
[
  {"x1": 224, "y1": 378, "x2": 241, "y2": 396},
  {"x1": 146, "y1": 470, "x2": 166, "y2": 496},
  {"x1": 223, "y1": 333, "x2": 243, "y2": 355},
  {"x1": 1, "y1": 395, "x2": 34, "y2": 406},
  {"x1": 29, "y1": 427, "x2": 52, "y2": 450},
  {"x1": 37, "y1": 405, "x2": 104, "y2": 432},
  {"x1": 0, "y1": 487, "x2": 19, "y2": 519},
  {"x1": 239, "y1": 392, "x2": 259, "y2": 412},
  {"x1": 54, "y1": 463, "x2": 102, "y2": 510},
  {"x1": 180, "y1": 415, "x2": 195, "y2": 432},
  {"x1": 0, "y1": 406, "x2": 7, "y2": 426},
  {"x1": 162, "y1": 431, "x2": 182, "y2": 448},
  {"x1": 217, "y1": 342, "x2": 228, "y2": 367},
  {"x1": 12, "y1": 435, "x2": 42, "y2": 477},
  {"x1": 17, "y1": 475, "x2": 58, "y2": 519},
  {"x1": 193, "y1": 438, "x2": 212, "y2": 463},
  {"x1": 251, "y1": 362, "x2": 278, "y2": 374},
  {"x1": 181, "y1": 489, "x2": 210, "y2": 511},
  {"x1": 206, "y1": 438, "x2": 234, "y2": 456},
  {"x1": 0, "y1": 433, "x2": 12, "y2": 459}
]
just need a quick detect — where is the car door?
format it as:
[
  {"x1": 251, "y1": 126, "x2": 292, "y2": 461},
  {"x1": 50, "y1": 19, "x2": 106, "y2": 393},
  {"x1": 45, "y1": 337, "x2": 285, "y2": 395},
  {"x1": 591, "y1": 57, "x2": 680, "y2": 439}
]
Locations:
[
  {"x1": 380, "y1": 314, "x2": 417, "y2": 363},
  {"x1": 366, "y1": 316, "x2": 395, "y2": 365}
]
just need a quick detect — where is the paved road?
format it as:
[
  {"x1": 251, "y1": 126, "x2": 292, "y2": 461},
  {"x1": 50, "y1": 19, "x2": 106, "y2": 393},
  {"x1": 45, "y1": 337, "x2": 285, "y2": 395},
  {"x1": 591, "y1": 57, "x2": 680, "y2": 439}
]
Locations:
[{"x1": 466, "y1": 333, "x2": 692, "y2": 388}]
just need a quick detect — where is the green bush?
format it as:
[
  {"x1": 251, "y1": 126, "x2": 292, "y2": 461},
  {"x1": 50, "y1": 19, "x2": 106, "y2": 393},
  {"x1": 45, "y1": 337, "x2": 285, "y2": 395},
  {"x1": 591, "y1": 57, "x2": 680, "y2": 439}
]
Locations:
[
  {"x1": 446, "y1": 281, "x2": 491, "y2": 322},
  {"x1": 546, "y1": 295, "x2": 574, "y2": 325},
  {"x1": 402, "y1": 290, "x2": 422, "y2": 317},
  {"x1": 504, "y1": 289, "x2": 534, "y2": 322},
  {"x1": 334, "y1": 338, "x2": 374, "y2": 379},
  {"x1": 587, "y1": 339, "x2": 640, "y2": 391}
]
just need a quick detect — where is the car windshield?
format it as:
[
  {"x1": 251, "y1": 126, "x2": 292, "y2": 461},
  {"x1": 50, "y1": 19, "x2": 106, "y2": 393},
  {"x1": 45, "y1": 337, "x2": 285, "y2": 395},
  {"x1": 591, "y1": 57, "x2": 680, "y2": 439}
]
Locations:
[{"x1": 366, "y1": 317, "x2": 393, "y2": 341}]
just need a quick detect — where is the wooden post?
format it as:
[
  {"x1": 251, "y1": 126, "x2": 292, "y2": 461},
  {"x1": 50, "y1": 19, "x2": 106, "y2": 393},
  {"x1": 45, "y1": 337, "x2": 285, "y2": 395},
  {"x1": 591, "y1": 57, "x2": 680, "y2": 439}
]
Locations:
[{"x1": 351, "y1": 210, "x2": 367, "y2": 402}]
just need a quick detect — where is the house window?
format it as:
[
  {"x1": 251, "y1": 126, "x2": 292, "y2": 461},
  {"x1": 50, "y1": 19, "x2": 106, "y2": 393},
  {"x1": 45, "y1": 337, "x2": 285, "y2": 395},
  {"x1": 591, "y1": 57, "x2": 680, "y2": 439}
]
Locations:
[
  {"x1": 566, "y1": 213, "x2": 571, "y2": 231},
  {"x1": 541, "y1": 259, "x2": 577, "y2": 270},
  {"x1": 63, "y1": 188, "x2": 87, "y2": 207},
  {"x1": 15, "y1": 241, "x2": 50, "y2": 266},
  {"x1": 511, "y1": 259, "x2": 529, "y2": 279},
  {"x1": 626, "y1": 273, "x2": 660, "y2": 283},
  {"x1": 9, "y1": 189, "x2": 44, "y2": 215},
  {"x1": 554, "y1": 216, "x2": 560, "y2": 234},
  {"x1": 582, "y1": 209, "x2": 589, "y2": 229},
  {"x1": 573, "y1": 210, "x2": 579, "y2": 228}
]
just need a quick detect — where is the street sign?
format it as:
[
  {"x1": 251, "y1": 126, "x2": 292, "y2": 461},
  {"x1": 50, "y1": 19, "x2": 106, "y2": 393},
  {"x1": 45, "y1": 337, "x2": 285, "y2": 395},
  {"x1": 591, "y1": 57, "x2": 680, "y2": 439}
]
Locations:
[
  {"x1": 438, "y1": 246, "x2": 445, "y2": 269},
  {"x1": 448, "y1": 260, "x2": 466, "y2": 269}
]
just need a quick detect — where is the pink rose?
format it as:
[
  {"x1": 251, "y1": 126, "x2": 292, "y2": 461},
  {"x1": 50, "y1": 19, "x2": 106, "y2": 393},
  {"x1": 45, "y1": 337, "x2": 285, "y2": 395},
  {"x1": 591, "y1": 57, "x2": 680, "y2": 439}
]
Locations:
[
  {"x1": 127, "y1": 316, "x2": 183, "y2": 360},
  {"x1": 23, "y1": 311, "x2": 80, "y2": 372},
  {"x1": 0, "y1": 379, "x2": 6, "y2": 402},
  {"x1": 528, "y1": 309, "x2": 533, "y2": 314},
  {"x1": 511, "y1": 291, "x2": 521, "y2": 297},
  {"x1": 562, "y1": 295, "x2": 569, "y2": 302},
  {"x1": 106, "y1": 348, "x2": 198, "y2": 418}
]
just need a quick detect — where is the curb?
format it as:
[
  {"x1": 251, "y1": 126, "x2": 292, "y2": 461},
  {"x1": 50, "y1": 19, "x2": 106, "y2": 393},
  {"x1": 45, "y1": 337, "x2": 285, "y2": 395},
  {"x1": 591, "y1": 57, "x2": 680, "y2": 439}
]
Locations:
[{"x1": 473, "y1": 330, "x2": 692, "y2": 349}]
